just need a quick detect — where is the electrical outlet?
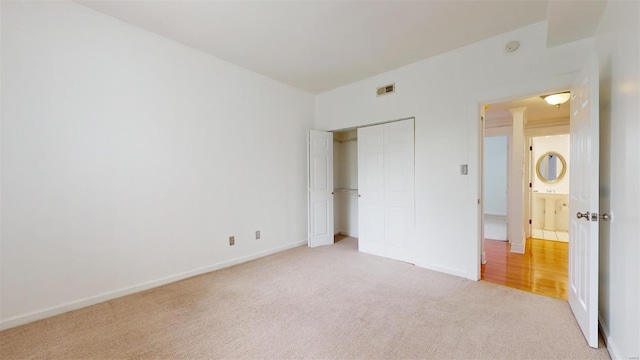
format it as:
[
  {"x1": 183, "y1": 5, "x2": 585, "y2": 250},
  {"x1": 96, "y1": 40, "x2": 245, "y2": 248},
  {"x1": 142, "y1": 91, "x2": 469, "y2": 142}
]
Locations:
[
  {"x1": 255, "y1": 231, "x2": 260, "y2": 240},
  {"x1": 229, "y1": 236, "x2": 235, "y2": 246},
  {"x1": 460, "y1": 164, "x2": 468, "y2": 175}
]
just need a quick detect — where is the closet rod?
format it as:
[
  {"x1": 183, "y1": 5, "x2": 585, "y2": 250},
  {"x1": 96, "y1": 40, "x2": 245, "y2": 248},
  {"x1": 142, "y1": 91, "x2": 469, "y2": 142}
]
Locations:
[{"x1": 333, "y1": 188, "x2": 358, "y2": 192}]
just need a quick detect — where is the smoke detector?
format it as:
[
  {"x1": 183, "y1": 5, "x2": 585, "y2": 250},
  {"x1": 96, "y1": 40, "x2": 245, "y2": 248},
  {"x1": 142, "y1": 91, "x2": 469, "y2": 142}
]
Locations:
[{"x1": 505, "y1": 40, "x2": 520, "y2": 53}]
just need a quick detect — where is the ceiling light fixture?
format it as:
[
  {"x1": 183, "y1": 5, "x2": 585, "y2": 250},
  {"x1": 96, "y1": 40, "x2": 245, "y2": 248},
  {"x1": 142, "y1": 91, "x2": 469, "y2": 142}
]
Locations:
[{"x1": 542, "y1": 92, "x2": 571, "y2": 108}]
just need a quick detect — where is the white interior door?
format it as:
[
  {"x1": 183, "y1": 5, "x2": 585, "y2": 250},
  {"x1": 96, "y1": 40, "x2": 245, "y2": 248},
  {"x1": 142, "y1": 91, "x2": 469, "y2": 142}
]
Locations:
[
  {"x1": 308, "y1": 130, "x2": 334, "y2": 247},
  {"x1": 358, "y1": 119, "x2": 415, "y2": 263},
  {"x1": 568, "y1": 58, "x2": 599, "y2": 348},
  {"x1": 383, "y1": 120, "x2": 415, "y2": 263},
  {"x1": 357, "y1": 125, "x2": 385, "y2": 256}
]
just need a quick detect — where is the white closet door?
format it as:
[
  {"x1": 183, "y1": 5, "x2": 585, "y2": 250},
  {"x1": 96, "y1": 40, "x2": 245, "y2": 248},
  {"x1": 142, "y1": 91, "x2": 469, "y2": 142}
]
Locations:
[
  {"x1": 308, "y1": 130, "x2": 334, "y2": 247},
  {"x1": 358, "y1": 119, "x2": 415, "y2": 263},
  {"x1": 357, "y1": 125, "x2": 385, "y2": 256},
  {"x1": 383, "y1": 119, "x2": 415, "y2": 263}
]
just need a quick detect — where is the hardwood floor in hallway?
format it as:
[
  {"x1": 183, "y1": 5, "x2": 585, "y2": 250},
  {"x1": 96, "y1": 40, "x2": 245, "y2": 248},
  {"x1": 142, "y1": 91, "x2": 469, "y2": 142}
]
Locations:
[{"x1": 481, "y1": 238, "x2": 569, "y2": 299}]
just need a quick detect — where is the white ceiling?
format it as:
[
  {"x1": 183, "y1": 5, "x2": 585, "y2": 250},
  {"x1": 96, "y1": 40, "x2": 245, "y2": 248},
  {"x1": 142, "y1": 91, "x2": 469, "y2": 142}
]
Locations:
[
  {"x1": 485, "y1": 94, "x2": 570, "y2": 125},
  {"x1": 546, "y1": 0, "x2": 608, "y2": 47},
  {"x1": 76, "y1": 1, "x2": 606, "y2": 94}
]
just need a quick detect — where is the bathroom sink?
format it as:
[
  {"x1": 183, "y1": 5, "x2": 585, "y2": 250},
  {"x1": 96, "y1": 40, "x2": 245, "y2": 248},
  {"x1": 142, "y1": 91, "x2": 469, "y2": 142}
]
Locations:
[{"x1": 534, "y1": 193, "x2": 568, "y2": 231}]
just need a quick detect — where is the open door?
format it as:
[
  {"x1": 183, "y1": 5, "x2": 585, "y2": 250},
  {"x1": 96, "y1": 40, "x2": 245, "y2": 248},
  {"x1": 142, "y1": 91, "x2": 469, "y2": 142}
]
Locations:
[
  {"x1": 308, "y1": 130, "x2": 334, "y2": 247},
  {"x1": 568, "y1": 58, "x2": 599, "y2": 348}
]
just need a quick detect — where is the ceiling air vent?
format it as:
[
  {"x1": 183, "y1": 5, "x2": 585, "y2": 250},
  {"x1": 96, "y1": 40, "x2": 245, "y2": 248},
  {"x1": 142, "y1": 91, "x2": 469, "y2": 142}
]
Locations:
[{"x1": 376, "y1": 83, "x2": 395, "y2": 97}]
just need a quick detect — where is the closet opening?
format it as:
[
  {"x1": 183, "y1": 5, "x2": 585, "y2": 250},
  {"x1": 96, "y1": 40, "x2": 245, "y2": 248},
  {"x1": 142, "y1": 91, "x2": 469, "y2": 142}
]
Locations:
[
  {"x1": 332, "y1": 129, "x2": 359, "y2": 245},
  {"x1": 308, "y1": 118, "x2": 415, "y2": 264}
]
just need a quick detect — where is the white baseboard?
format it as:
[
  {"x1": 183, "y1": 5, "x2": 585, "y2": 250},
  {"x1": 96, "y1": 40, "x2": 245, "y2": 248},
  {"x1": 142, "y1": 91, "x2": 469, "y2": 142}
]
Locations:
[
  {"x1": 484, "y1": 212, "x2": 507, "y2": 217},
  {"x1": 510, "y1": 243, "x2": 525, "y2": 254},
  {"x1": 414, "y1": 261, "x2": 468, "y2": 280},
  {"x1": 336, "y1": 231, "x2": 358, "y2": 238},
  {"x1": 599, "y1": 315, "x2": 622, "y2": 360},
  {"x1": 0, "y1": 240, "x2": 307, "y2": 331}
]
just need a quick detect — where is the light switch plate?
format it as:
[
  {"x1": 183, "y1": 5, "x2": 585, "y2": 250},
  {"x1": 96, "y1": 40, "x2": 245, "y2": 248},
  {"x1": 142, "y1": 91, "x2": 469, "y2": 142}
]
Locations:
[{"x1": 255, "y1": 231, "x2": 260, "y2": 240}]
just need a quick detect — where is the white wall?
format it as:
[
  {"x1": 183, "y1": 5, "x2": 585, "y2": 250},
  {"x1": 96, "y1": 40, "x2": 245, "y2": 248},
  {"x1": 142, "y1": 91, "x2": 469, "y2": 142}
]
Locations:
[
  {"x1": 316, "y1": 21, "x2": 592, "y2": 278},
  {"x1": 0, "y1": 1, "x2": 314, "y2": 328},
  {"x1": 333, "y1": 138, "x2": 358, "y2": 237},
  {"x1": 483, "y1": 136, "x2": 507, "y2": 216},
  {"x1": 595, "y1": 1, "x2": 640, "y2": 359}
]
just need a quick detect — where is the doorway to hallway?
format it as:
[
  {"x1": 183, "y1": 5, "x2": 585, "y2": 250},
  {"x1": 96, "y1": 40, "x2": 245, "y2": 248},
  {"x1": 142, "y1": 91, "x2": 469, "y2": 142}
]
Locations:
[{"x1": 480, "y1": 93, "x2": 571, "y2": 301}]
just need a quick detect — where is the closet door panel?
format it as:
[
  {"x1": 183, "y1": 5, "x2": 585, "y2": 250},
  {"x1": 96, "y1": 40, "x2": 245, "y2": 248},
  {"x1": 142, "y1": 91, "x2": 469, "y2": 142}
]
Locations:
[
  {"x1": 383, "y1": 120, "x2": 415, "y2": 263},
  {"x1": 385, "y1": 206, "x2": 406, "y2": 247},
  {"x1": 358, "y1": 125, "x2": 384, "y2": 256}
]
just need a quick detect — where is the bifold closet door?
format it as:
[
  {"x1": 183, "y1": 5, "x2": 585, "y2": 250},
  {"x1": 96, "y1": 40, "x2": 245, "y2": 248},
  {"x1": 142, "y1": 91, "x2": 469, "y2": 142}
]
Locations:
[
  {"x1": 358, "y1": 119, "x2": 414, "y2": 263},
  {"x1": 383, "y1": 120, "x2": 415, "y2": 263},
  {"x1": 357, "y1": 125, "x2": 385, "y2": 256}
]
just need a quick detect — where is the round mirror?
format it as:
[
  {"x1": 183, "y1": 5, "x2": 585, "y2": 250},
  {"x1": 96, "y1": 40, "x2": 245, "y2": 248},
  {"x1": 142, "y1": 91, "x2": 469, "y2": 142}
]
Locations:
[{"x1": 536, "y1": 151, "x2": 566, "y2": 183}]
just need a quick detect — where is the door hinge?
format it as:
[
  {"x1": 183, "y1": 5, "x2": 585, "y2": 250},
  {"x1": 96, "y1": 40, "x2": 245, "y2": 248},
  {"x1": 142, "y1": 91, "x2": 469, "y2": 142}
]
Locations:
[
  {"x1": 529, "y1": 146, "x2": 533, "y2": 151},
  {"x1": 529, "y1": 219, "x2": 532, "y2": 224},
  {"x1": 529, "y1": 182, "x2": 532, "y2": 188}
]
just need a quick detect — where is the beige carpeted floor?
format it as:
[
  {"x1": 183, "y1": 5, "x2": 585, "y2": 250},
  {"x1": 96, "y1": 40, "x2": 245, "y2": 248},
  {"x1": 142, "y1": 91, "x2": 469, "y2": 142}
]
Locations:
[{"x1": 0, "y1": 237, "x2": 610, "y2": 359}]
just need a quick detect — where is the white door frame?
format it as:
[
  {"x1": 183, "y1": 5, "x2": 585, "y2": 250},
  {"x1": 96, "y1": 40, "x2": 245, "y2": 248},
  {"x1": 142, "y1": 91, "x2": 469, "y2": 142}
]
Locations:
[{"x1": 524, "y1": 135, "x2": 532, "y2": 240}]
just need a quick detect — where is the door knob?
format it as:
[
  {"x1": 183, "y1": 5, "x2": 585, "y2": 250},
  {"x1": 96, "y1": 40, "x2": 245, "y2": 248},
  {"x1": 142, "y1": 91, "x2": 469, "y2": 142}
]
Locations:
[{"x1": 576, "y1": 211, "x2": 590, "y2": 220}]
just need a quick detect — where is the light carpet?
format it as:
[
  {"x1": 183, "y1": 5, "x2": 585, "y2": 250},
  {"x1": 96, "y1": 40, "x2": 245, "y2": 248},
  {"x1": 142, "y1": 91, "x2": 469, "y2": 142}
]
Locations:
[{"x1": 0, "y1": 238, "x2": 609, "y2": 359}]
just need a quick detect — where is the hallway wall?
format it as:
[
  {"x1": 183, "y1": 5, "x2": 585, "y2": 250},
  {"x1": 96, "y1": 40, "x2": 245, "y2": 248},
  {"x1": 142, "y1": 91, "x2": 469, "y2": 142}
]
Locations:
[{"x1": 484, "y1": 135, "x2": 508, "y2": 216}]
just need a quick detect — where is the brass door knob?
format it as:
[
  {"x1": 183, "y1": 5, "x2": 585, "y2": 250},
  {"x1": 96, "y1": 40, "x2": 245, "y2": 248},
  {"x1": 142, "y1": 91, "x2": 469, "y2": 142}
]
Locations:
[{"x1": 576, "y1": 211, "x2": 590, "y2": 220}]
